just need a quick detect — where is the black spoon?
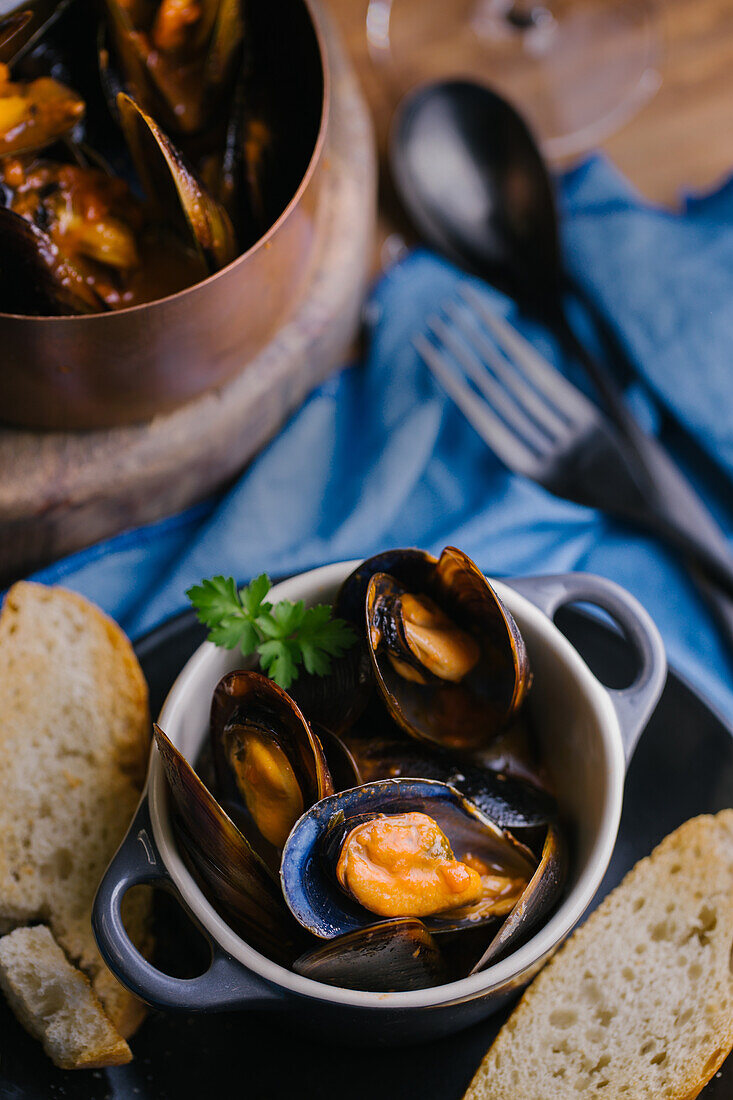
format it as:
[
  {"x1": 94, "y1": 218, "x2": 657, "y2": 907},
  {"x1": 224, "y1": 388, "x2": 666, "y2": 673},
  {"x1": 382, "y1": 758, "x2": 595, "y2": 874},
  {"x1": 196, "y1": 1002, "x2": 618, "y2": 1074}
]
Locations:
[
  {"x1": 389, "y1": 79, "x2": 654, "y2": 430},
  {"x1": 390, "y1": 79, "x2": 733, "y2": 642}
]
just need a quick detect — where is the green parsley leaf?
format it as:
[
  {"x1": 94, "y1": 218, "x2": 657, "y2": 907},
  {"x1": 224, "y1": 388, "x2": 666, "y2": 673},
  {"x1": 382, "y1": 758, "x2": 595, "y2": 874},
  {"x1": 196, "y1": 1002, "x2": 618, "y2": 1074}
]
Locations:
[
  {"x1": 185, "y1": 576, "x2": 241, "y2": 628},
  {"x1": 298, "y1": 605, "x2": 357, "y2": 677},
  {"x1": 273, "y1": 599, "x2": 306, "y2": 635},
  {"x1": 187, "y1": 574, "x2": 357, "y2": 690},
  {"x1": 253, "y1": 611, "x2": 281, "y2": 639},
  {"x1": 257, "y1": 638, "x2": 299, "y2": 690},
  {"x1": 240, "y1": 573, "x2": 272, "y2": 616}
]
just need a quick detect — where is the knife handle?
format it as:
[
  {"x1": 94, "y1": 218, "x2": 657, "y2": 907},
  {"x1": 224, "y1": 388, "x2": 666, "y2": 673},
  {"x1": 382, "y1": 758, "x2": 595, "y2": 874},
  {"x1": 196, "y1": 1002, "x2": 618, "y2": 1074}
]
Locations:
[{"x1": 554, "y1": 303, "x2": 733, "y2": 603}]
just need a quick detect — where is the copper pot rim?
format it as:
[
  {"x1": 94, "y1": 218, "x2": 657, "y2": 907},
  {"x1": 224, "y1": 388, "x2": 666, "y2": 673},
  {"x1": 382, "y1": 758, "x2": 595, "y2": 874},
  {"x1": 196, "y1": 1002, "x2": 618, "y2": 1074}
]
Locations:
[{"x1": 0, "y1": 0, "x2": 331, "y2": 324}]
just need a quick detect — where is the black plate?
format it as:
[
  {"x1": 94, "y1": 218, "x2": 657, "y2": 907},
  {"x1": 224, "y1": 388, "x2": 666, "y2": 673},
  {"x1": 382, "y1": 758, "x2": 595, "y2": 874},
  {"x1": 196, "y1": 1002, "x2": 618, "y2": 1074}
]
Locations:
[{"x1": 1, "y1": 608, "x2": 731, "y2": 1100}]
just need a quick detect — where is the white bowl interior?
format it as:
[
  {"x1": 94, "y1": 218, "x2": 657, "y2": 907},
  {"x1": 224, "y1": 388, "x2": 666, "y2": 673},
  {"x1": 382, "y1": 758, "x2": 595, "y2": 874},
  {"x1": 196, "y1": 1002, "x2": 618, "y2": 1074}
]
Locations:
[{"x1": 151, "y1": 561, "x2": 625, "y2": 1008}]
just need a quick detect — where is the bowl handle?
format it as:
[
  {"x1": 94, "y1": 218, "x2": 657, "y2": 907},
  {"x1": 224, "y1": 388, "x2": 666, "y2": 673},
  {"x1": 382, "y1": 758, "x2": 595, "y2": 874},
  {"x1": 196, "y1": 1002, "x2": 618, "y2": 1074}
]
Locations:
[
  {"x1": 93, "y1": 798, "x2": 285, "y2": 1013},
  {"x1": 504, "y1": 573, "x2": 667, "y2": 763}
]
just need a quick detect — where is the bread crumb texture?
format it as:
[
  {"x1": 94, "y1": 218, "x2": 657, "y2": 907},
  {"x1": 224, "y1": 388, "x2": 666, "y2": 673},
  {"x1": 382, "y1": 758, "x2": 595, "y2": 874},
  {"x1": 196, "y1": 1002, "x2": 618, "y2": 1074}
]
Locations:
[
  {"x1": 0, "y1": 582, "x2": 152, "y2": 1047},
  {"x1": 465, "y1": 811, "x2": 733, "y2": 1100},
  {"x1": 0, "y1": 925, "x2": 131, "y2": 1068}
]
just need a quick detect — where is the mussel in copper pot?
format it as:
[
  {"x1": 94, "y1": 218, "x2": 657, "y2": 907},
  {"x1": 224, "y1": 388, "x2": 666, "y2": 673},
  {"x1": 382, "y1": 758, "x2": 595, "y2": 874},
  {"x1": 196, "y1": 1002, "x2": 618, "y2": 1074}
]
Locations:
[
  {"x1": 100, "y1": 0, "x2": 243, "y2": 138},
  {"x1": 156, "y1": 546, "x2": 567, "y2": 992},
  {"x1": 0, "y1": 12, "x2": 32, "y2": 63},
  {"x1": 0, "y1": 62, "x2": 83, "y2": 155},
  {"x1": 0, "y1": 0, "x2": 296, "y2": 315}
]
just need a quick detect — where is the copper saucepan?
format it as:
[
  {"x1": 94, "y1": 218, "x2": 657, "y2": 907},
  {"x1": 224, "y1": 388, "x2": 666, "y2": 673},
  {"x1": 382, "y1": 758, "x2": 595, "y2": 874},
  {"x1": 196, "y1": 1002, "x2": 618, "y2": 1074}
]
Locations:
[{"x1": 0, "y1": 0, "x2": 329, "y2": 430}]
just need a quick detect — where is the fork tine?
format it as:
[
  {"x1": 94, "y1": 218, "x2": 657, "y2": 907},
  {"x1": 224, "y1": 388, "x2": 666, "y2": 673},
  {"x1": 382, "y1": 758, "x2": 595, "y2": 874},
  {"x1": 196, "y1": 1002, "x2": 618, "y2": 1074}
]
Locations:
[
  {"x1": 460, "y1": 283, "x2": 599, "y2": 423},
  {"x1": 427, "y1": 315, "x2": 554, "y2": 456},
  {"x1": 413, "y1": 335, "x2": 542, "y2": 479},
  {"x1": 443, "y1": 301, "x2": 569, "y2": 439}
]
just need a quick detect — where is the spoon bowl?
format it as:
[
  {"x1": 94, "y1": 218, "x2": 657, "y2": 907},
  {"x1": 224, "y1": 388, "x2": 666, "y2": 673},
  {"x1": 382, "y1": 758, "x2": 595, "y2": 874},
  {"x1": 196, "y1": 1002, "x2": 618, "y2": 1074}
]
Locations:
[{"x1": 390, "y1": 80, "x2": 561, "y2": 308}]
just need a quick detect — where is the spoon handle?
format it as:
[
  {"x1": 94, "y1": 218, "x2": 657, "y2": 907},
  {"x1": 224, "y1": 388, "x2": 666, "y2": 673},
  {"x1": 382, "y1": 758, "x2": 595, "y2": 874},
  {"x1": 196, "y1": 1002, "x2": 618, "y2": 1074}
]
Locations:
[{"x1": 552, "y1": 307, "x2": 733, "y2": 656}]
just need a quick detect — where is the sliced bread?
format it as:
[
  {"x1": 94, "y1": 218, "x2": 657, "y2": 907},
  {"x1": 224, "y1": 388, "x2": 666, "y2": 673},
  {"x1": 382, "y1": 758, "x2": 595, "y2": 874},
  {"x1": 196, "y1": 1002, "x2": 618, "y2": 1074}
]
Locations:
[
  {"x1": 465, "y1": 810, "x2": 733, "y2": 1100},
  {"x1": 0, "y1": 581, "x2": 153, "y2": 1051},
  {"x1": 0, "y1": 925, "x2": 131, "y2": 1069}
]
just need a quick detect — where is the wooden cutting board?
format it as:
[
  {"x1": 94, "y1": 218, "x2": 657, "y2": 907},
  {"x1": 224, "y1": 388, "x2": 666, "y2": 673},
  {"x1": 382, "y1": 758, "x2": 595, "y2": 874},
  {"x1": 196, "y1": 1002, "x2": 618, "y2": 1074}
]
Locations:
[{"x1": 0, "y1": 3, "x2": 376, "y2": 585}]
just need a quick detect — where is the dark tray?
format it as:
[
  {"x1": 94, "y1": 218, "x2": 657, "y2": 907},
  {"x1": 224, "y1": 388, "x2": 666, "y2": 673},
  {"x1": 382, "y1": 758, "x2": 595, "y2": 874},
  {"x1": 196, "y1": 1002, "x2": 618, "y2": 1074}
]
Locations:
[{"x1": 0, "y1": 607, "x2": 731, "y2": 1100}]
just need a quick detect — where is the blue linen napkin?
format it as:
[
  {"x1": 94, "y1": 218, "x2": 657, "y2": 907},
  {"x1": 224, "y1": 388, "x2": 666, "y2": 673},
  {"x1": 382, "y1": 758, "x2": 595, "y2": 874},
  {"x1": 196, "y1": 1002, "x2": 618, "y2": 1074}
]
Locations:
[{"x1": 29, "y1": 156, "x2": 733, "y2": 724}]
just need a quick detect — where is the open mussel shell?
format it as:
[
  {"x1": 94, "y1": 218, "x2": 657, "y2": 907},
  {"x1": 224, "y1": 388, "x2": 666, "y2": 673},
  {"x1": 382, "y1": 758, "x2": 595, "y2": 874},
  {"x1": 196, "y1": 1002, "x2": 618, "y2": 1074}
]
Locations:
[
  {"x1": 294, "y1": 918, "x2": 448, "y2": 993},
  {"x1": 201, "y1": 0, "x2": 243, "y2": 110},
  {"x1": 102, "y1": 0, "x2": 243, "y2": 137},
  {"x1": 280, "y1": 778, "x2": 537, "y2": 939},
  {"x1": 117, "y1": 91, "x2": 236, "y2": 274},
  {"x1": 0, "y1": 11, "x2": 32, "y2": 63},
  {"x1": 0, "y1": 0, "x2": 73, "y2": 66},
  {"x1": 0, "y1": 205, "x2": 101, "y2": 315},
  {"x1": 210, "y1": 670, "x2": 333, "y2": 854},
  {"x1": 366, "y1": 546, "x2": 531, "y2": 751},
  {"x1": 335, "y1": 548, "x2": 437, "y2": 627},
  {"x1": 314, "y1": 726, "x2": 361, "y2": 793},
  {"x1": 470, "y1": 822, "x2": 567, "y2": 973},
  {"x1": 343, "y1": 722, "x2": 556, "y2": 831},
  {"x1": 98, "y1": 17, "x2": 176, "y2": 135},
  {"x1": 153, "y1": 723, "x2": 303, "y2": 966}
]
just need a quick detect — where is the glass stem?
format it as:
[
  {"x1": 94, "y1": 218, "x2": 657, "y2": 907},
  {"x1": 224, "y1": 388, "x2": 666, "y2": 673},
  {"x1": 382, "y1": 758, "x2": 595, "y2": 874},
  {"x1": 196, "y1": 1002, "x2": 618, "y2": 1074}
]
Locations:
[{"x1": 505, "y1": 1, "x2": 553, "y2": 30}]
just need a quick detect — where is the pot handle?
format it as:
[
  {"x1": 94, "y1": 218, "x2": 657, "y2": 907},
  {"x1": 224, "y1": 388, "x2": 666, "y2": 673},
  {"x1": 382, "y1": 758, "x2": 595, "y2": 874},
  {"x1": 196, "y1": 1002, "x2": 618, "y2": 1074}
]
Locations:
[
  {"x1": 93, "y1": 798, "x2": 284, "y2": 1013},
  {"x1": 504, "y1": 573, "x2": 667, "y2": 763}
]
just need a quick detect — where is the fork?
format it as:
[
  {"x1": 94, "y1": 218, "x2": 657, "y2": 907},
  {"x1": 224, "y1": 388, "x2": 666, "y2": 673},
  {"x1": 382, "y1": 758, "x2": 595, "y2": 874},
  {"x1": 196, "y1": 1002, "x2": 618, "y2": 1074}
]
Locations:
[{"x1": 414, "y1": 284, "x2": 733, "y2": 648}]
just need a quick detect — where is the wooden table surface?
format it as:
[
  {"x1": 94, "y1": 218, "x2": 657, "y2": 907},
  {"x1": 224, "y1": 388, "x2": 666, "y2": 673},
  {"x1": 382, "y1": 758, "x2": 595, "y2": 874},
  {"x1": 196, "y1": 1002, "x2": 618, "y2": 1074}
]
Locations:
[{"x1": 323, "y1": 0, "x2": 733, "y2": 209}]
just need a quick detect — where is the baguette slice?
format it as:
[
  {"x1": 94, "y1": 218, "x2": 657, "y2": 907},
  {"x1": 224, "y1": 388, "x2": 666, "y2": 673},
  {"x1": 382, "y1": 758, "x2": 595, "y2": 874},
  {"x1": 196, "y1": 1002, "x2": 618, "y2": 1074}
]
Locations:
[
  {"x1": 0, "y1": 925, "x2": 131, "y2": 1069},
  {"x1": 0, "y1": 582, "x2": 153, "y2": 1054},
  {"x1": 465, "y1": 811, "x2": 733, "y2": 1100}
]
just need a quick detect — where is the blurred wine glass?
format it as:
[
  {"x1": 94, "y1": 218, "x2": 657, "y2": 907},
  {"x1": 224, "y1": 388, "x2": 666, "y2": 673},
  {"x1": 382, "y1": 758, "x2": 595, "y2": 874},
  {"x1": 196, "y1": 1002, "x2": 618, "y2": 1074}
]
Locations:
[{"x1": 366, "y1": 0, "x2": 660, "y2": 159}]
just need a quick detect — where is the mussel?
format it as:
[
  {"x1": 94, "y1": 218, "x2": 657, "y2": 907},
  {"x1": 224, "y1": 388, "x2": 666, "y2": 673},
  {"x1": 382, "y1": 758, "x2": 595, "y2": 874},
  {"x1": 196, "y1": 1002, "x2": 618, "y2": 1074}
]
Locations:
[
  {"x1": 0, "y1": 12, "x2": 32, "y2": 64},
  {"x1": 335, "y1": 549, "x2": 438, "y2": 627},
  {"x1": 313, "y1": 725, "x2": 361, "y2": 793},
  {"x1": 117, "y1": 91, "x2": 236, "y2": 274},
  {"x1": 0, "y1": 0, "x2": 277, "y2": 315},
  {"x1": 0, "y1": 85, "x2": 235, "y2": 314},
  {"x1": 280, "y1": 780, "x2": 539, "y2": 939},
  {"x1": 470, "y1": 821, "x2": 566, "y2": 972},
  {"x1": 101, "y1": 0, "x2": 243, "y2": 138},
  {"x1": 293, "y1": 918, "x2": 448, "y2": 992},
  {"x1": 155, "y1": 545, "x2": 567, "y2": 994},
  {"x1": 0, "y1": 146, "x2": 207, "y2": 312},
  {"x1": 210, "y1": 670, "x2": 333, "y2": 857},
  {"x1": 342, "y1": 713, "x2": 556, "y2": 831},
  {"x1": 0, "y1": 202, "x2": 101, "y2": 314},
  {"x1": 0, "y1": 61, "x2": 83, "y2": 154},
  {"x1": 365, "y1": 547, "x2": 531, "y2": 750},
  {"x1": 0, "y1": 0, "x2": 73, "y2": 67},
  {"x1": 153, "y1": 722, "x2": 303, "y2": 965}
]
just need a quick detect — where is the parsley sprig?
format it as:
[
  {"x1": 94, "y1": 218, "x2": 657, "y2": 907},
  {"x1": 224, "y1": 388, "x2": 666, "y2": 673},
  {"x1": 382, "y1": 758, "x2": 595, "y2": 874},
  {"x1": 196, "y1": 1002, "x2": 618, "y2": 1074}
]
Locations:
[{"x1": 186, "y1": 574, "x2": 357, "y2": 690}]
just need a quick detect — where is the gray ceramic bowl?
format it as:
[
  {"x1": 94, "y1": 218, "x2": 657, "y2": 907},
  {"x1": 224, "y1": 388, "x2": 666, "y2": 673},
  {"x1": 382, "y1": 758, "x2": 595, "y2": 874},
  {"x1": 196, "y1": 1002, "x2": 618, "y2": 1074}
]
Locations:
[{"x1": 93, "y1": 563, "x2": 666, "y2": 1044}]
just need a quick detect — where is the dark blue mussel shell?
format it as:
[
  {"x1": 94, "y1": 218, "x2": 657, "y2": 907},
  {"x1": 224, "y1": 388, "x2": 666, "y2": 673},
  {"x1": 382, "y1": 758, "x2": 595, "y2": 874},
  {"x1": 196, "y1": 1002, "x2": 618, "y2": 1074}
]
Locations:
[
  {"x1": 334, "y1": 548, "x2": 437, "y2": 627},
  {"x1": 280, "y1": 778, "x2": 537, "y2": 940}
]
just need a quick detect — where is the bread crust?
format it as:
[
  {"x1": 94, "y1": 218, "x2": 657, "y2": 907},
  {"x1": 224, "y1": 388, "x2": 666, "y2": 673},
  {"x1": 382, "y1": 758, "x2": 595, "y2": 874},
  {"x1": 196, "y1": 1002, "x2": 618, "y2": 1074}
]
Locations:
[
  {"x1": 0, "y1": 582, "x2": 153, "y2": 1062},
  {"x1": 464, "y1": 811, "x2": 733, "y2": 1100},
  {"x1": 0, "y1": 925, "x2": 132, "y2": 1069}
]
